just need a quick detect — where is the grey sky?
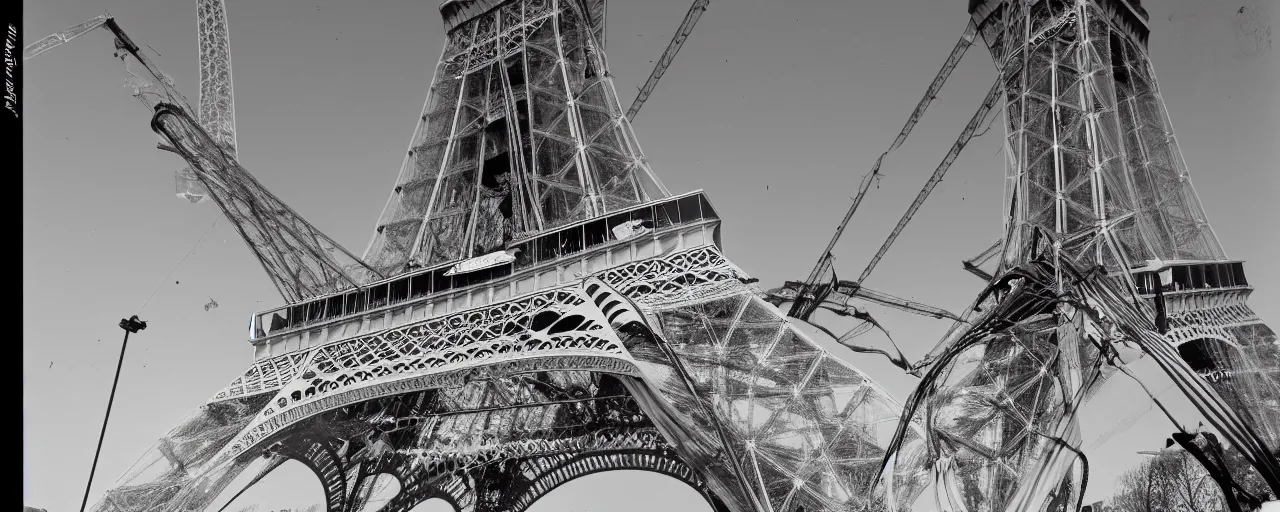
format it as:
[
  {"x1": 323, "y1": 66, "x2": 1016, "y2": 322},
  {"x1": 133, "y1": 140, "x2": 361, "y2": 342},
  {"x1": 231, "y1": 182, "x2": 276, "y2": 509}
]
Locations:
[{"x1": 22, "y1": 0, "x2": 1278, "y2": 510}]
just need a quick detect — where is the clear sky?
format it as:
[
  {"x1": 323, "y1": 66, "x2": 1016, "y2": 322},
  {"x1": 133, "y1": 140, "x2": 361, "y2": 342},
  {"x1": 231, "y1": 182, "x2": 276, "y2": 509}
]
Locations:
[{"x1": 22, "y1": 0, "x2": 1278, "y2": 511}]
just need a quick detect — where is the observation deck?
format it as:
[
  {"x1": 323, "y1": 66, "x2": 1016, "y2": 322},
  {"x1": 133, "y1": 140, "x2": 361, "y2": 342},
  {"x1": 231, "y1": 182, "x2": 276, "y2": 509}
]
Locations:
[{"x1": 246, "y1": 190, "x2": 723, "y2": 360}]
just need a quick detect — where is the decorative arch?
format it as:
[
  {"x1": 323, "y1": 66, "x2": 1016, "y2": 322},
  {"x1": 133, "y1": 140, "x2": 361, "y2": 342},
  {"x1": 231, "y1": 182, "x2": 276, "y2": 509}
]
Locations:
[
  {"x1": 1166, "y1": 328, "x2": 1241, "y2": 350},
  {"x1": 376, "y1": 471, "x2": 473, "y2": 512},
  {"x1": 214, "y1": 283, "x2": 651, "y2": 465},
  {"x1": 271, "y1": 437, "x2": 350, "y2": 511},
  {"x1": 405, "y1": 497, "x2": 460, "y2": 512},
  {"x1": 505, "y1": 450, "x2": 720, "y2": 512},
  {"x1": 209, "y1": 457, "x2": 326, "y2": 512},
  {"x1": 1171, "y1": 334, "x2": 1246, "y2": 382},
  {"x1": 352, "y1": 472, "x2": 403, "y2": 512}
]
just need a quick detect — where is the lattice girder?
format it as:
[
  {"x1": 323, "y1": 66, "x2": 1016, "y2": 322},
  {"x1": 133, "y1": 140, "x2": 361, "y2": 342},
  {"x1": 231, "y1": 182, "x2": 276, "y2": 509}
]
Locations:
[
  {"x1": 95, "y1": 22, "x2": 382, "y2": 303},
  {"x1": 363, "y1": 0, "x2": 668, "y2": 275},
  {"x1": 196, "y1": 0, "x2": 236, "y2": 154},
  {"x1": 980, "y1": 0, "x2": 1224, "y2": 275},
  {"x1": 172, "y1": 0, "x2": 239, "y2": 205},
  {"x1": 99, "y1": 371, "x2": 698, "y2": 512},
  {"x1": 600, "y1": 249, "x2": 933, "y2": 512},
  {"x1": 96, "y1": 245, "x2": 928, "y2": 512},
  {"x1": 264, "y1": 378, "x2": 710, "y2": 512},
  {"x1": 882, "y1": 237, "x2": 1280, "y2": 511},
  {"x1": 968, "y1": 0, "x2": 1280, "y2": 455},
  {"x1": 152, "y1": 106, "x2": 381, "y2": 302}
]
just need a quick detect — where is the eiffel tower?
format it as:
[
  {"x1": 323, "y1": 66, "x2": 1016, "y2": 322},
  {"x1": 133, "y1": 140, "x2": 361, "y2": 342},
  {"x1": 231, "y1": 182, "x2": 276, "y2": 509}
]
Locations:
[
  {"x1": 46, "y1": 0, "x2": 1277, "y2": 509},
  {"x1": 880, "y1": 1, "x2": 1280, "y2": 510},
  {"x1": 972, "y1": 0, "x2": 1278, "y2": 450},
  {"x1": 86, "y1": 1, "x2": 928, "y2": 511}
]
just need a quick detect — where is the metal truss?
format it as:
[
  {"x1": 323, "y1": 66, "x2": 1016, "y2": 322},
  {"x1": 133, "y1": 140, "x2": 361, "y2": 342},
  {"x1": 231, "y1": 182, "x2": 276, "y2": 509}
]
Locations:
[
  {"x1": 74, "y1": 1, "x2": 1280, "y2": 511},
  {"x1": 196, "y1": 0, "x2": 237, "y2": 156},
  {"x1": 90, "y1": 245, "x2": 929, "y2": 512},
  {"x1": 976, "y1": 0, "x2": 1278, "y2": 448},
  {"x1": 625, "y1": 0, "x2": 709, "y2": 121},
  {"x1": 361, "y1": 0, "x2": 670, "y2": 276},
  {"x1": 171, "y1": 0, "x2": 238, "y2": 204},
  {"x1": 878, "y1": 233, "x2": 1279, "y2": 512},
  {"x1": 885, "y1": 2, "x2": 1280, "y2": 509},
  {"x1": 168, "y1": 0, "x2": 238, "y2": 204},
  {"x1": 21, "y1": 14, "x2": 109, "y2": 60},
  {"x1": 981, "y1": 0, "x2": 1225, "y2": 274},
  {"x1": 102, "y1": 19, "x2": 382, "y2": 303}
]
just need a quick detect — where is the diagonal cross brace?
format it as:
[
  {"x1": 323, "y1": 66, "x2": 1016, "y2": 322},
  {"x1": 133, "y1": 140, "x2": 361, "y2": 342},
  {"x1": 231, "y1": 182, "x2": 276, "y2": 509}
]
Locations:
[{"x1": 104, "y1": 18, "x2": 382, "y2": 302}]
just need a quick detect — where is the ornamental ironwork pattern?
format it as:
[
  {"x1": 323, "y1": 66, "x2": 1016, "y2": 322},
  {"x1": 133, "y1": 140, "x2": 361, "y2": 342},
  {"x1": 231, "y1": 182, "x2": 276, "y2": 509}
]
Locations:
[
  {"x1": 91, "y1": 244, "x2": 924, "y2": 512},
  {"x1": 214, "y1": 287, "x2": 614, "y2": 403},
  {"x1": 81, "y1": 0, "x2": 1280, "y2": 510},
  {"x1": 212, "y1": 244, "x2": 741, "y2": 404},
  {"x1": 215, "y1": 284, "x2": 645, "y2": 462}
]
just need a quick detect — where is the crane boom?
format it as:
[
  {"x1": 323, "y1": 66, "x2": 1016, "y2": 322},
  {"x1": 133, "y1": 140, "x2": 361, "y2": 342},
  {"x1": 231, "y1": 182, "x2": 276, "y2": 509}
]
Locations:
[
  {"x1": 38, "y1": 17, "x2": 382, "y2": 303},
  {"x1": 22, "y1": 15, "x2": 109, "y2": 61},
  {"x1": 787, "y1": 20, "x2": 979, "y2": 320},
  {"x1": 626, "y1": 0, "x2": 709, "y2": 121},
  {"x1": 23, "y1": 8, "x2": 234, "y2": 205},
  {"x1": 766, "y1": 281, "x2": 961, "y2": 321},
  {"x1": 854, "y1": 79, "x2": 1002, "y2": 285},
  {"x1": 833, "y1": 282, "x2": 963, "y2": 321}
]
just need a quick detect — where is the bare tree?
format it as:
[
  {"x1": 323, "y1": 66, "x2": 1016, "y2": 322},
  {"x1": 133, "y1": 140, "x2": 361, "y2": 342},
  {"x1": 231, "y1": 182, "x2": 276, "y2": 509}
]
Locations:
[
  {"x1": 1219, "y1": 446, "x2": 1274, "y2": 505},
  {"x1": 1110, "y1": 448, "x2": 1225, "y2": 512},
  {"x1": 234, "y1": 506, "x2": 322, "y2": 512}
]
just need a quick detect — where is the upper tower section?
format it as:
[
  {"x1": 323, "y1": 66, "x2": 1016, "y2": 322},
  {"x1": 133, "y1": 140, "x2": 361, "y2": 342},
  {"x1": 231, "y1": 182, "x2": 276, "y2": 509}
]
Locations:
[
  {"x1": 363, "y1": 0, "x2": 669, "y2": 277},
  {"x1": 967, "y1": 0, "x2": 1151, "y2": 53},
  {"x1": 967, "y1": 0, "x2": 1226, "y2": 275}
]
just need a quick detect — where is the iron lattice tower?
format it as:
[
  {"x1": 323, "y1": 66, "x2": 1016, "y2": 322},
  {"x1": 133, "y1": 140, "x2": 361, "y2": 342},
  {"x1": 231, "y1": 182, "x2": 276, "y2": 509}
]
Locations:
[
  {"x1": 971, "y1": 0, "x2": 1278, "y2": 448},
  {"x1": 885, "y1": 1, "x2": 1280, "y2": 510},
  {"x1": 858, "y1": 2, "x2": 1280, "y2": 512},
  {"x1": 361, "y1": 0, "x2": 668, "y2": 276},
  {"x1": 90, "y1": 1, "x2": 930, "y2": 511}
]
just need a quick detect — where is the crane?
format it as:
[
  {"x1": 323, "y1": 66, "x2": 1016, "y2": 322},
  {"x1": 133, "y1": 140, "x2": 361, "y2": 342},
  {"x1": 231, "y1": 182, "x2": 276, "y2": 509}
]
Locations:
[
  {"x1": 767, "y1": 280, "x2": 961, "y2": 322},
  {"x1": 626, "y1": 0, "x2": 709, "y2": 121},
  {"x1": 25, "y1": 17, "x2": 383, "y2": 303},
  {"x1": 782, "y1": 77, "x2": 1001, "y2": 322},
  {"x1": 21, "y1": 14, "x2": 110, "y2": 60},
  {"x1": 26, "y1": 0, "x2": 709, "y2": 301},
  {"x1": 619, "y1": 10, "x2": 996, "y2": 327},
  {"x1": 765, "y1": 21, "x2": 1011, "y2": 377},
  {"x1": 783, "y1": 20, "x2": 981, "y2": 323},
  {"x1": 851, "y1": 80, "x2": 1003, "y2": 287},
  {"x1": 26, "y1": 1, "x2": 239, "y2": 206}
]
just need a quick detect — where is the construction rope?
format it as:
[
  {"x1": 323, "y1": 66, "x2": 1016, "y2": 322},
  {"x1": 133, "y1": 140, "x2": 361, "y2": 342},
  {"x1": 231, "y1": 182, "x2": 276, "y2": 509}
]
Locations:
[
  {"x1": 792, "y1": 19, "x2": 980, "y2": 319},
  {"x1": 855, "y1": 78, "x2": 1003, "y2": 285},
  {"x1": 137, "y1": 217, "x2": 220, "y2": 315}
]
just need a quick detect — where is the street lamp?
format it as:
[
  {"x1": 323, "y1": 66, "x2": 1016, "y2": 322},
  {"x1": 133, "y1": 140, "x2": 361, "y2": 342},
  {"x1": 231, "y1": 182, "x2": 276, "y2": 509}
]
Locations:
[{"x1": 78, "y1": 315, "x2": 147, "y2": 512}]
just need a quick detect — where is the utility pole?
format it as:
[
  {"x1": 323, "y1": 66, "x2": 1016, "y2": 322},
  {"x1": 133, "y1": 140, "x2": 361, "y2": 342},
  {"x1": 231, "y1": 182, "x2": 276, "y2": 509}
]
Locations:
[{"x1": 78, "y1": 315, "x2": 147, "y2": 512}]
